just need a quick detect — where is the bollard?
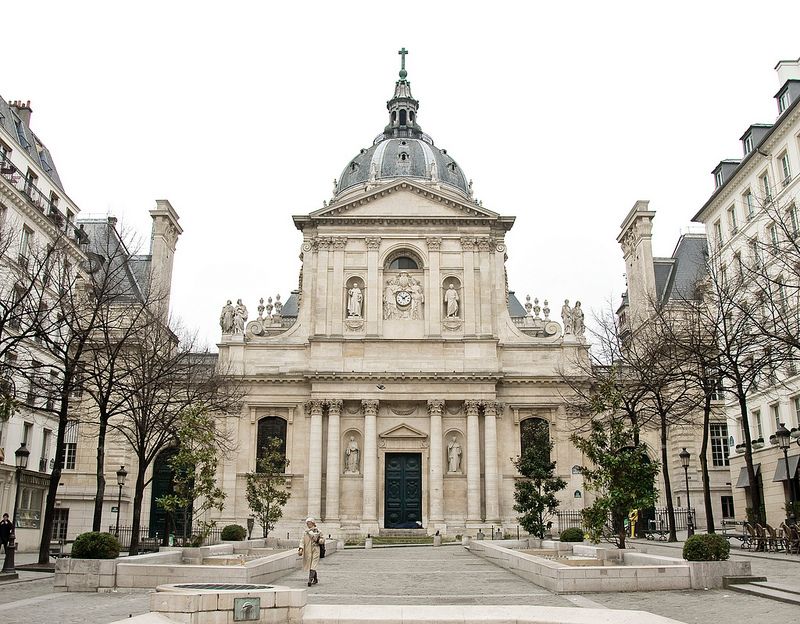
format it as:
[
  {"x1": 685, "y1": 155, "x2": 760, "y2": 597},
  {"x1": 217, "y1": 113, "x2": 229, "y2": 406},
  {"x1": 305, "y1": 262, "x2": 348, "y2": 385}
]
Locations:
[{"x1": 1, "y1": 534, "x2": 17, "y2": 575}]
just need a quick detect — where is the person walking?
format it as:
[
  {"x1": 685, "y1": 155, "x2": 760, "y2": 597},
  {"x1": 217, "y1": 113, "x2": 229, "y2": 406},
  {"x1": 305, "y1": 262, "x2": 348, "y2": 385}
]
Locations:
[
  {"x1": 0, "y1": 513, "x2": 12, "y2": 552},
  {"x1": 298, "y1": 517, "x2": 322, "y2": 586}
]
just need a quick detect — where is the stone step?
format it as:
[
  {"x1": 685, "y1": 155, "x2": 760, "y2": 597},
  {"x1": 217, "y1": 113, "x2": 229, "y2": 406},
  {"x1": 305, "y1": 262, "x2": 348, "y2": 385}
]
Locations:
[
  {"x1": 727, "y1": 583, "x2": 800, "y2": 606},
  {"x1": 749, "y1": 581, "x2": 800, "y2": 596},
  {"x1": 722, "y1": 575, "x2": 767, "y2": 586},
  {"x1": 378, "y1": 528, "x2": 428, "y2": 537}
]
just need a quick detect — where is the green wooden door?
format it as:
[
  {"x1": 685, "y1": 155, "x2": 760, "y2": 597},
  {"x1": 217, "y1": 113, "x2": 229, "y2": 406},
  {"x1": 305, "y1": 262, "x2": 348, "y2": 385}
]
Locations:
[{"x1": 384, "y1": 453, "x2": 422, "y2": 527}]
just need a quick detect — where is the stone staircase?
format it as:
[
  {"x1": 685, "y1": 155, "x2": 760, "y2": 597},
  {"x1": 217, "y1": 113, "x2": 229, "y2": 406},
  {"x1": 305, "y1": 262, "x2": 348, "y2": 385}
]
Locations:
[
  {"x1": 724, "y1": 576, "x2": 800, "y2": 605},
  {"x1": 378, "y1": 528, "x2": 428, "y2": 537}
]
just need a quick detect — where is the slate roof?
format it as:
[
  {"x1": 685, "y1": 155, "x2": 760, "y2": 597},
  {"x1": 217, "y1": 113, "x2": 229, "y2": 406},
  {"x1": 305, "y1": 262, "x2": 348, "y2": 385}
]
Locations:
[
  {"x1": 507, "y1": 291, "x2": 527, "y2": 317},
  {"x1": 0, "y1": 96, "x2": 64, "y2": 191},
  {"x1": 653, "y1": 234, "x2": 708, "y2": 303}
]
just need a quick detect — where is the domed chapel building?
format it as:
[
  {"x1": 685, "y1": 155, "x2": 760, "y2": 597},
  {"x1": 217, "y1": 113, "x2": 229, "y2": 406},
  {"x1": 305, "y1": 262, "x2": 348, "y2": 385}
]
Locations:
[{"x1": 213, "y1": 51, "x2": 590, "y2": 537}]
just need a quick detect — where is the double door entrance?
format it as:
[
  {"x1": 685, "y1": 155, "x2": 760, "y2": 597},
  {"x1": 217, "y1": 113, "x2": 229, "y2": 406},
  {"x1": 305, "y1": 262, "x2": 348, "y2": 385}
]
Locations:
[{"x1": 384, "y1": 453, "x2": 422, "y2": 528}]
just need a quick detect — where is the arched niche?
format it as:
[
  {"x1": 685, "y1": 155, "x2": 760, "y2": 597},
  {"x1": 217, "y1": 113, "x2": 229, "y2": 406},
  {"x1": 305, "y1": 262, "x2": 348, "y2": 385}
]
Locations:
[
  {"x1": 345, "y1": 275, "x2": 365, "y2": 320},
  {"x1": 342, "y1": 429, "x2": 363, "y2": 475},
  {"x1": 444, "y1": 429, "x2": 464, "y2": 474},
  {"x1": 442, "y1": 276, "x2": 462, "y2": 319},
  {"x1": 256, "y1": 415, "x2": 287, "y2": 471},
  {"x1": 520, "y1": 417, "x2": 550, "y2": 463}
]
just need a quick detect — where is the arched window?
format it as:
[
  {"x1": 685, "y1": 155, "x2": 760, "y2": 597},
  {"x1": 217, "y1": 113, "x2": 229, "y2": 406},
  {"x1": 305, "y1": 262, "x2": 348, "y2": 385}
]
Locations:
[
  {"x1": 388, "y1": 256, "x2": 418, "y2": 270},
  {"x1": 399, "y1": 110, "x2": 407, "y2": 125},
  {"x1": 256, "y1": 416, "x2": 287, "y2": 472},
  {"x1": 520, "y1": 417, "x2": 550, "y2": 462}
]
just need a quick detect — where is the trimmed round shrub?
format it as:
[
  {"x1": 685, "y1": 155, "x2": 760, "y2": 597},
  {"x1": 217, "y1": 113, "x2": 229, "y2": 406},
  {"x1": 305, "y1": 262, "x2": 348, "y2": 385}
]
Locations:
[
  {"x1": 682, "y1": 534, "x2": 730, "y2": 561},
  {"x1": 71, "y1": 531, "x2": 121, "y2": 559},
  {"x1": 221, "y1": 524, "x2": 247, "y2": 541},
  {"x1": 560, "y1": 527, "x2": 585, "y2": 542}
]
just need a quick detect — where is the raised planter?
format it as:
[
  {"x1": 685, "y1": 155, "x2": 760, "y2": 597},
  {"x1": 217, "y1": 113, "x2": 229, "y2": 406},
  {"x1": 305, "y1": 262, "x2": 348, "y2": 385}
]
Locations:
[{"x1": 54, "y1": 558, "x2": 118, "y2": 592}]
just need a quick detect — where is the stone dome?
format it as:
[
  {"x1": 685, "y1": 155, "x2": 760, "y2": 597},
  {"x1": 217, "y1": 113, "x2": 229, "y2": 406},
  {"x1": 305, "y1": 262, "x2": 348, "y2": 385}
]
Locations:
[{"x1": 336, "y1": 137, "x2": 469, "y2": 197}]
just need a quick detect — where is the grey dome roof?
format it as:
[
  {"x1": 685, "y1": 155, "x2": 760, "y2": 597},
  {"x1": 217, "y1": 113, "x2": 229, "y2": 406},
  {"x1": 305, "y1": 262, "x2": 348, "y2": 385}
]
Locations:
[{"x1": 336, "y1": 137, "x2": 469, "y2": 196}]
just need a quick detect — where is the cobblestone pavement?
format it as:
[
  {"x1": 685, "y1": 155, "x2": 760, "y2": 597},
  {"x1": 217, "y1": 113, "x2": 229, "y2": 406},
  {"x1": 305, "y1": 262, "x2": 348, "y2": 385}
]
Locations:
[
  {"x1": 3, "y1": 544, "x2": 800, "y2": 623},
  {"x1": 285, "y1": 544, "x2": 574, "y2": 606}
]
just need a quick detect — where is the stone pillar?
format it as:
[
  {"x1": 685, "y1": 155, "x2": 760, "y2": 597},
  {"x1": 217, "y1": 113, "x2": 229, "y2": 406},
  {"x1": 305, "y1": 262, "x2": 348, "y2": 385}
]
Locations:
[
  {"x1": 314, "y1": 238, "x2": 330, "y2": 335},
  {"x1": 427, "y1": 399, "x2": 445, "y2": 525},
  {"x1": 465, "y1": 399, "x2": 482, "y2": 523},
  {"x1": 362, "y1": 399, "x2": 379, "y2": 525},
  {"x1": 324, "y1": 399, "x2": 342, "y2": 523},
  {"x1": 365, "y1": 237, "x2": 381, "y2": 335},
  {"x1": 483, "y1": 401, "x2": 501, "y2": 523},
  {"x1": 461, "y1": 238, "x2": 476, "y2": 335},
  {"x1": 306, "y1": 400, "x2": 325, "y2": 520},
  {"x1": 477, "y1": 238, "x2": 493, "y2": 336}
]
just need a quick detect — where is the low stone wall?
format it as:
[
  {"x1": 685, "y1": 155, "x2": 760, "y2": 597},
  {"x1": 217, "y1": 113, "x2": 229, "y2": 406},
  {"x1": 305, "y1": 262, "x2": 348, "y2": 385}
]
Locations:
[{"x1": 54, "y1": 558, "x2": 118, "y2": 592}]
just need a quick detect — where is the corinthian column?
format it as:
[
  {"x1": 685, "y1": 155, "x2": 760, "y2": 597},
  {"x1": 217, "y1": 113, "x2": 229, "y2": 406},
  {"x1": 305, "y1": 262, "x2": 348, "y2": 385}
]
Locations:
[
  {"x1": 362, "y1": 399, "x2": 379, "y2": 524},
  {"x1": 427, "y1": 399, "x2": 445, "y2": 525},
  {"x1": 306, "y1": 400, "x2": 325, "y2": 520},
  {"x1": 483, "y1": 401, "x2": 502, "y2": 523},
  {"x1": 325, "y1": 399, "x2": 343, "y2": 523},
  {"x1": 465, "y1": 399, "x2": 482, "y2": 523}
]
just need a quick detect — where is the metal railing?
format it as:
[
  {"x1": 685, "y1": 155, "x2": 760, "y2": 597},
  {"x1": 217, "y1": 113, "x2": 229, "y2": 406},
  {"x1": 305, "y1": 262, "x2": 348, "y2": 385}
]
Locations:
[
  {"x1": 110, "y1": 525, "x2": 224, "y2": 549},
  {"x1": 556, "y1": 507, "x2": 698, "y2": 533}
]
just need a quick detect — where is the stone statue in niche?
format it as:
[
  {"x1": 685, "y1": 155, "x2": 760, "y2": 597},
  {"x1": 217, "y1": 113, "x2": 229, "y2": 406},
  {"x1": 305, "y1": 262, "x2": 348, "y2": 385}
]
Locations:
[
  {"x1": 383, "y1": 271, "x2": 424, "y2": 320},
  {"x1": 444, "y1": 284, "x2": 459, "y2": 317},
  {"x1": 447, "y1": 435, "x2": 462, "y2": 473},
  {"x1": 233, "y1": 299, "x2": 248, "y2": 334},
  {"x1": 219, "y1": 300, "x2": 235, "y2": 334},
  {"x1": 344, "y1": 436, "x2": 360, "y2": 474},
  {"x1": 347, "y1": 282, "x2": 363, "y2": 318},
  {"x1": 572, "y1": 301, "x2": 585, "y2": 338},
  {"x1": 561, "y1": 299, "x2": 573, "y2": 335}
]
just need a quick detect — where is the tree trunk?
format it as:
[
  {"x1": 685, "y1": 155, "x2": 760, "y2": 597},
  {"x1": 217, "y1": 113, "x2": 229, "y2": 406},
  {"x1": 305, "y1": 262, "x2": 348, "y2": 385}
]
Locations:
[
  {"x1": 128, "y1": 464, "x2": 147, "y2": 556},
  {"x1": 38, "y1": 393, "x2": 69, "y2": 564},
  {"x1": 614, "y1": 509, "x2": 626, "y2": 549},
  {"x1": 92, "y1": 414, "x2": 109, "y2": 531},
  {"x1": 737, "y1": 388, "x2": 762, "y2": 525},
  {"x1": 660, "y1": 416, "x2": 678, "y2": 542},
  {"x1": 700, "y1": 396, "x2": 715, "y2": 533}
]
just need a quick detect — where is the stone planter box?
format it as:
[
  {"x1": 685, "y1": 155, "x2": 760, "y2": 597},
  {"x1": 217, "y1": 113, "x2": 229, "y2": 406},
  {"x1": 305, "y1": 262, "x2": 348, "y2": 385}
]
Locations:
[{"x1": 54, "y1": 558, "x2": 118, "y2": 592}]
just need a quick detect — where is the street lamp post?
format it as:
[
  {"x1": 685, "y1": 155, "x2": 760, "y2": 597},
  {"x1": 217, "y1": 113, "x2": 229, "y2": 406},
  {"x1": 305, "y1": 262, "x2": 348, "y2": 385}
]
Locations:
[
  {"x1": 115, "y1": 465, "x2": 128, "y2": 537},
  {"x1": 679, "y1": 448, "x2": 694, "y2": 538},
  {"x1": 2, "y1": 442, "x2": 30, "y2": 575},
  {"x1": 775, "y1": 423, "x2": 796, "y2": 525}
]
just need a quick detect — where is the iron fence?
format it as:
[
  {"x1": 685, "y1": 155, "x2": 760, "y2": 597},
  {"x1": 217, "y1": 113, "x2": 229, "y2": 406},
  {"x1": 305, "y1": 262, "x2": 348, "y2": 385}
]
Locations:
[
  {"x1": 109, "y1": 525, "x2": 223, "y2": 549},
  {"x1": 556, "y1": 508, "x2": 698, "y2": 534}
]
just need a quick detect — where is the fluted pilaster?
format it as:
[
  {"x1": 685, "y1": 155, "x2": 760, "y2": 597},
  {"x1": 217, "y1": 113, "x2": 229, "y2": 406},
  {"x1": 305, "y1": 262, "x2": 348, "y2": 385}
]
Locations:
[
  {"x1": 427, "y1": 399, "x2": 445, "y2": 524},
  {"x1": 325, "y1": 399, "x2": 342, "y2": 522}
]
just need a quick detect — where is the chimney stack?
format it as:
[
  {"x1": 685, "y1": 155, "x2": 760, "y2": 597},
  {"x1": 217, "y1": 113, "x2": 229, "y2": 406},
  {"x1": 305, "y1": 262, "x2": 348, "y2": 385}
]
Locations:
[{"x1": 9, "y1": 100, "x2": 33, "y2": 126}]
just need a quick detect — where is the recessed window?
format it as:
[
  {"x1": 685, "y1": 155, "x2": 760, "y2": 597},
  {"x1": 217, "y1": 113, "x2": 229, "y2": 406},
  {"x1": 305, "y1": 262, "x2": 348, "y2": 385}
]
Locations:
[
  {"x1": 771, "y1": 404, "x2": 781, "y2": 430},
  {"x1": 781, "y1": 152, "x2": 792, "y2": 187},
  {"x1": 520, "y1": 417, "x2": 549, "y2": 462},
  {"x1": 256, "y1": 416, "x2": 287, "y2": 470},
  {"x1": 749, "y1": 237, "x2": 761, "y2": 267},
  {"x1": 762, "y1": 172, "x2": 771, "y2": 201},
  {"x1": 727, "y1": 205, "x2": 737, "y2": 234},
  {"x1": 713, "y1": 220, "x2": 723, "y2": 248},
  {"x1": 753, "y1": 409, "x2": 763, "y2": 438},
  {"x1": 0, "y1": 138, "x2": 11, "y2": 163},
  {"x1": 714, "y1": 170, "x2": 724, "y2": 188},
  {"x1": 779, "y1": 90, "x2": 789, "y2": 114},
  {"x1": 743, "y1": 134, "x2": 753, "y2": 154},
  {"x1": 794, "y1": 396, "x2": 800, "y2": 427},
  {"x1": 789, "y1": 204, "x2": 799, "y2": 238},
  {"x1": 61, "y1": 420, "x2": 79, "y2": 470},
  {"x1": 770, "y1": 224, "x2": 779, "y2": 250},
  {"x1": 389, "y1": 256, "x2": 418, "y2": 270},
  {"x1": 710, "y1": 423, "x2": 730, "y2": 467},
  {"x1": 744, "y1": 190, "x2": 755, "y2": 219}
]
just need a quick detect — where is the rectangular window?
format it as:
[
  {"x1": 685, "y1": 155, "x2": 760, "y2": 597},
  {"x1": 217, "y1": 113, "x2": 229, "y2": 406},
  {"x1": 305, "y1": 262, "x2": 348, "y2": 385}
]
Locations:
[
  {"x1": 789, "y1": 204, "x2": 799, "y2": 238},
  {"x1": 714, "y1": 220, "x2": 724, "y2": 247},
  {"x1": 16, "y1": 486, "x2": 43, "y2": 529},
  {"x1": 24, "y1": 167, "x2": 38, "y2": 198},
  {"x1": 737, "y1": 417, "x2": 744, "y2": 442},
  {"x1": 727, "y1": 205, "x2": 738, "y2": 234},
  {"x1": 734, "y1": 252, "x2": 744, "y2": 279},
  {"x1": 744, "y1": 134, "x2": 753, "y2": 154},
  {"x1": 46, "y1": 370, "x2": 58, "y2": 410},
  {"x1": 51, "y1": 508, "x2": 69, "y2": 541},
  {"x1": 721, "y1": 495, "x2": 735, "y2": 519},
  {"x1": 744, "y1": 190, "x2": 755, "y2": 219},
  {"x1": 771, "y1": 404, "x2": 781, "y2": 431},
  {"x1": 779, "y1": 91, "x2": 790, "y2": 113},
  {"x1": 23, "y1": 421, "x2": 33, "y2": 445},
  {"x1": 61, "y1": 420, "x2": 78, "y2": 470},
  {"x1": 762, "y1": 173, "x2": 772, "y2": 201},
  {"x1": 711, "y1": 423, "x2": 730, "y2": 467},
  {"x1": 781, "y1": 153, "x2": 792, "y2": 187},
  {"x1": 13, "y1": 115, "x2": 30, "y2": 149},
  {"x1": 715, "y1": 170, "x2": 724, "y2": 188},
  {"x1": 40, "y1": 428, "x2": 52, "y2": 472},
  {"x1": 0, "y1": 138, "x2": 11, "y2": 164},
  {"x1": 749, "y1": 237, "x2": 761, "y2": 267},
  {"x1": 753, "y1": 410, "x2": 763, "y2": 438},
  {"x1": 794, "y1": 397, "x2": 800, "y2": 427},
  {"x1": 19, "y1": 224, "x2": 32, "y2": 265},
  {"x1": 770, "y1": 224, "x2": 780, "y2": 250}
]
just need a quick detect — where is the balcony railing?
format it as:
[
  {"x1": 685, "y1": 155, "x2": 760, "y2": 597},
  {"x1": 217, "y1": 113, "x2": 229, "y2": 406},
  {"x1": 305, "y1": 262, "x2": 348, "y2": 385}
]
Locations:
[{"x1": 0, "y1": 154, "x2": 87, "y2": 245}]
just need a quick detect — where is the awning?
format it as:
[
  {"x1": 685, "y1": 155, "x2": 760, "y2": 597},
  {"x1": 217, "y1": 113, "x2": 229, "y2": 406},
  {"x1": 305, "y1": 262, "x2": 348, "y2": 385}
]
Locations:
[
  {"x1": 772, "y1": 455, "x2": 800, "y2": 482},
  {"x1": 735, "y1": 463, "x2": 761, "y2": 488}
]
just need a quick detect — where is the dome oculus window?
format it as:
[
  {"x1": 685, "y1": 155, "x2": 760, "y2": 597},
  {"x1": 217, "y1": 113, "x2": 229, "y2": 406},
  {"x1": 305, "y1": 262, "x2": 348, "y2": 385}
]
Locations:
[{"x1": 389, "y1": 256, "x2": 418, "y2": 270}]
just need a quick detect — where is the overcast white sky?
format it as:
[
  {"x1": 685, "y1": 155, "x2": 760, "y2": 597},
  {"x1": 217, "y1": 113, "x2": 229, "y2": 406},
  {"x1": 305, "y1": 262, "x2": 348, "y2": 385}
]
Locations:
[{"x1": 4, "y1": 1, "x2": 800, "y2": 346}]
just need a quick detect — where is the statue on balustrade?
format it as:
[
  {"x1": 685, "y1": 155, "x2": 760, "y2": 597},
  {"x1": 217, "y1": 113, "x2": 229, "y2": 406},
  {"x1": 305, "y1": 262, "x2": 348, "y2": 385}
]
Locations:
[
  {"x1": 220, "y1": 300, "x2": 235, "y2": 334},
  {"x1": 233, "y1": 299, "x2": 248, "y2": 334}
]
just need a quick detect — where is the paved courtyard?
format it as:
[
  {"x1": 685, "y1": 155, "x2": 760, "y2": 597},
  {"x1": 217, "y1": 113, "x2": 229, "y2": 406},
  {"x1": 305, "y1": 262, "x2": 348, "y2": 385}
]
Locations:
[{"x1": 1, "y1": 543, "x2": 800, "y2": 623}]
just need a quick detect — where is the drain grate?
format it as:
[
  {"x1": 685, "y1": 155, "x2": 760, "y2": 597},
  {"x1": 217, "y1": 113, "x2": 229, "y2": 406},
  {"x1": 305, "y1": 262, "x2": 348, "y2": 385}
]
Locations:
[{"x1": 172, "y1": 583, "x2": 273, "y2": 591}]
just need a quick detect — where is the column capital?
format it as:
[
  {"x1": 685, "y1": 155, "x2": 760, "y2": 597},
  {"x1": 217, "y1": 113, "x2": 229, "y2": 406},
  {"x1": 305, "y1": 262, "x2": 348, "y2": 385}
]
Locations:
[
  {"x1": 361, "y1": 399, "x2": 379, "y2": 415},
  {"x1": 326, "y1": 399, "x2": 343, "y2": 414},
  {"x1": 482, "y1": 400, "x2": 504, "y2": 417},
  {"x1": 330, "y1": 236, "x2": 348, "y2": 250},
  {"x1": 460, "y1": 236, "x2": 476, "y2": 251},
  {"x1": 427, "y1": 399, "x2": 445, "y2": 416},
  {"x1": 464, "y1": 399, "x2": 481, "y2": 416},
  {"x1": 476, "y1": 237, "x2": 493, "y2": 252},
  {"x1": 364, "y1": 236, "x2": 381, "y2": 250},
  {"x1": 305, "y1": 400, "x2": 325, "y2": 416},
  {"x1": 426, "y1": 237, "x2": 442, "y2": 251}
]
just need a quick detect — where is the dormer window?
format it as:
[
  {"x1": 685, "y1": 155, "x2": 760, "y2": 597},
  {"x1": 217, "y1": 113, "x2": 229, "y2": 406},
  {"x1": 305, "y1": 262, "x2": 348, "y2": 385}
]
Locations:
[
  {"x1": 399, "y1": 152, "x2": 409, "y2": 162},
  {"x1": 743, "y1": 134, "x2": 753, "y2": 155},
  {"x1": 778, "y1": 90, "x2": 789, "y2": 114},
  {"x1": 714, "y1": 170, "x2": 724, "y2": 188}
]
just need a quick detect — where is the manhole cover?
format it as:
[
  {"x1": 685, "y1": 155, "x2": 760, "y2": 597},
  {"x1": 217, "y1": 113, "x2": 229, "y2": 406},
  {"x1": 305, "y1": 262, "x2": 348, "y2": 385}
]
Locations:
[{"x1": 173, "y1": 583, "x2": 273, "y2": 591}]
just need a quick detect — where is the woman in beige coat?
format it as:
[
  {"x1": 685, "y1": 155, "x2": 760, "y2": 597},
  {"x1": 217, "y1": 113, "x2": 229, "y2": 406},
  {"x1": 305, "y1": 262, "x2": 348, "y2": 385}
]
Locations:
[{"x1": 298, "y1": 517, "x2": 322, "y2": 586}]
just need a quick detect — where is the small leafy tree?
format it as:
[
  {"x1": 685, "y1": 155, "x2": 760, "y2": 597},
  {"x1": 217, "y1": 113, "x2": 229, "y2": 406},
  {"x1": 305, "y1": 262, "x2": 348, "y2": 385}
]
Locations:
[
  {"x1": 157, "y1": 406, "x2": 226, "y2": 546},
  {"x1": 246, "y1": 437, "x2": 290, "y2": 538},
  {"x1": 513, "y1": 420, "x2": 566, "y2": 538},
  {"x1": 571, "y1": 415, "x2": 659, "y2": 549}
]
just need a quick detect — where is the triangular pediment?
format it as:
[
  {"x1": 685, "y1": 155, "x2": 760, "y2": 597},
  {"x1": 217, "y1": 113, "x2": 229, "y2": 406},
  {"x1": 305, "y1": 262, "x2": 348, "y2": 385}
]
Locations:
[
  {"x1": 379, "y1": 423, "x2": 428, "y2": 439},
  {"x1": 308, "y1": 180, "x2": 499, "y2": 221}
]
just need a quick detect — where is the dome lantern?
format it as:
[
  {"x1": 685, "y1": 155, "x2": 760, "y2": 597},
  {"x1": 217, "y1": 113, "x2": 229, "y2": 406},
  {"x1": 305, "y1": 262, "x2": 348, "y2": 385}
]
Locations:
[{"x1": 383, "y1": 47, "x2": 423, "y2": 141}]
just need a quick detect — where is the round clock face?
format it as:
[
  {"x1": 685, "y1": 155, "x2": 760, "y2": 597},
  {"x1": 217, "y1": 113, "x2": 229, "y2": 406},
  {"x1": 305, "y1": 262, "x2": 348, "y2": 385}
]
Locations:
[{"x1": 396, "y1": 291, "x2": 412, "y2": 307}]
